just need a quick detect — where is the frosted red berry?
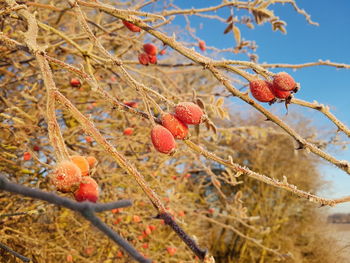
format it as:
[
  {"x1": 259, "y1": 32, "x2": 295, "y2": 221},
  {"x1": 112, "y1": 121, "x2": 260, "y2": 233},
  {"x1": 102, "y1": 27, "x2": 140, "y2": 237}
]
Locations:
[
  {"x1": 74, "y1": 176, "x2": 99, "y2": 203},
  {"x1": 175, "y1": 102, "x2": 204, "y2": 125},
  {"x1": 122, "y1": 20, "x2": 141, "y2": 32},
  {"x1": 138, "y1": 53, "x2": 149, "y2": 65},
  {"x1": 51, "y1": 161, "x2": 82, "y2": 193},
  {"x1": 270, "y1": 84, "x2": 291, "y2": 99},
  {"x1": 151, "y1": 125, "x2": 176, "y2": 154},
  {"x1": 249, "y1": 79, "x2": 275, "y2": 102},
  {"x1": 143, "y1": 43, "x2": 157, "y2": 56},
  {"x1": 161, "y1": 113, "x2": 188, "y2": 140},
  {"x1": 273, "y1": 72, "x2": 297, "y2": 91},
  {"x1": 199, "y1": 40, "x2": 206, "y2": 51},
  {"x1": 148, "y1": 55, "x2": 157, "y2": 64},
  {"x1": 70, "y1": 78, "x2": 81, "y2": 87}
]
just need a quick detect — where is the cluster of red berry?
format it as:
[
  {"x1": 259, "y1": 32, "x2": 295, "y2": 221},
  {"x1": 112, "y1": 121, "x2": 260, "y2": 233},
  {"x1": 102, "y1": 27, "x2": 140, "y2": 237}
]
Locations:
[
  {"x1": 51, "y1": 155, "x2": 99, "y2": 202},
  {"x1": 139, "y1": 43, "x2": 158, "y2": 65},
  {"x1": 249, "y1": 72, "x2": 298, "y2": 103},
  {"x1": 151, "y1": 102, "x2": 204, "y2": 154}
]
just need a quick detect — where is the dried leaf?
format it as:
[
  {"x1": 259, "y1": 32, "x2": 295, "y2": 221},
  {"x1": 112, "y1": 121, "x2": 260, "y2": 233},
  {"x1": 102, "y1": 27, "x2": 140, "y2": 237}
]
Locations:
[
  {"x1": 232, "y1": 25, "x2": 241, "y2": 45},
  {"x1": 215, "y1": 97, "x2": 224, "y2": 107},
  {"x1": 223, "y1": 22, "x2": 233, "y2": 34},
  {"x1": 196, "y1": 98, "x2": 205, "y2": 109},
  {"x1": 226, "y1": 15, "x2": 233, "y2": 23}
]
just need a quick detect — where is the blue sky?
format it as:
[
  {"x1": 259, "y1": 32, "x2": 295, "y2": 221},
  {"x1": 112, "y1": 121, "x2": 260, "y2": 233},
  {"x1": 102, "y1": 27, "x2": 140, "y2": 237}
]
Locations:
[{"x1": 169, "y1": 0, "x2": 350, "y2": 212}]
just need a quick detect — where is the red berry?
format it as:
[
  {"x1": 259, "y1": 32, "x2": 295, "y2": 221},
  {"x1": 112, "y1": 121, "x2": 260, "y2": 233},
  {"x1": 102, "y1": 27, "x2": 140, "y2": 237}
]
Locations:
[
  {"x1": 273, "y1": 72, "x2": 297, "y2": 91},
  {"x1": 144, "y1": 227, "x2": 152, "y2": 235},
  {"x1": 51, "y1": 161, "x2": 82, "y2": 193},
  {"x1": 33, "y1": 145, "x2": 40, "y2": 151},
  {"x1": 124, "y1": 101, "x2": 138, "y2": 108},
  {"x1": 23, "y1": 152, "x2": 31, "y2": 161},
  {"x1": 148, "y1": 55, "x2": 157, "y2": 64},
  {"x1": 142, "y1": 243, "x2": 149, "y2": 249},
  {"x1": 270, "y1": 84, "x2": 291, "y2": 99},
  {"x1": 149, "y1": 225, "x2": 156, "y2": 231},
  {"x1": 85, "y1": 136, "x2": 93, "y2": 143},
  {"x1": 70, "y1": 78, "x2": 81, "y2": 87},
  {"x1": 122, "y1": 20, "x2": 141, "y2": 32},
  {"x1": 166, "y1": 247, "x2": 177, "y2": 256},
  {"x1": 159, "y1": 49, "x2": 166, "y2": 55},
  {"x1": 151, "y1": 125, "x2": 176, "y2": 154},
  {"x1": 112, "y1": 208, "x2": 122, "y2": 214},
  {"x1": 208, "y1": 208, "x2": 215, "y2": 214},
  {"x1": 249, "y1": 79, "x2": 275, "y2": 102},
  {"x1": 138, "y1": 53, "x2": 149, "y2": 65},
  {"x1": 74, "y1": 177, "x2": 99, "y2": 203},
  {"x1": 161, "y1": 113, "x2": 188, "y2": 140},
  {"x1": 143, "y1": 43, "x2": 157, "y2": 56},
  {"x1": 199, "y1": 40, "x2": 206, "y2": 51},
  {"x1": 175, "y1": 102, "x2": 204, "y2": 125},
  {"x1": 123, "y1": 127, "x2": 134, "y2": 136}
]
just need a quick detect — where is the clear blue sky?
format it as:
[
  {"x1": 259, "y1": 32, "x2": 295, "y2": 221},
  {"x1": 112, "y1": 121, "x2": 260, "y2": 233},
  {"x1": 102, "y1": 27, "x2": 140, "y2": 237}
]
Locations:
[{"x1": 168, "y1": 0, "x2": 350, "y2": 212}]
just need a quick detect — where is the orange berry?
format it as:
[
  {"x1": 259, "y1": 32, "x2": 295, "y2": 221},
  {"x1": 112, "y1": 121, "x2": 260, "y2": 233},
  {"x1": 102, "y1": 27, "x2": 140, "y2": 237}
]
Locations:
[
  {"x1": 178, "y1": 210, "x2": 185, "y2": 217},
  {"x1": 133, "y1": 215, "x2": 141, "y2": 223},
  {"x1": 144, "y1": 227, "x2": 152, "y2": 235},
  {"x1": 66, "y1": 254, "x2": 73, "y2": 262},
  {"x1": 74, "y1": 177, "x2": 99, "y2": 203},
  {"x1": 84, "y1": 247, "x2": 94, "y2": 256},
  {"x1": 142, "y1": 243, "x2": 149, "y2": 249},
  {"x1": 208, "y1": 208, "x2": 215, "y2": 214},
  {"x1": 70, "y1": 78, "x2": 81, "y2": 87},
  {"x1": 86, "y1": 156, "x2": 98, "y2": 169},
  {"x1": 273, "y1": 72, "x2": 297, "y2": 91},
  {"x1": 51, "y1": 161, "x2": 82, "y2": 193},
  {"x1": 199, "y1": 40, "x2": 206, "y2": 51},
  {"x1": 159, "y1": 49, "x2": 166, "y2": 55},
  {"x1": 143, "y1": 43, "x2": 157, "y2": 56},
  {"x1": 151, "y1": 125, "x2": 176, "y2": 154},
  {"x1": 116, "y1": 250, "x2": 124, "y2": 258},
  {"x1": 23, "y1": 152, "x2": 31, "y2": 161},
  {"x1": 249, "y1": 79, "x2": 275, "y2": 102},
  {"x1": 161, "y1": 113, "x2": 188, "y2": 140},
  {"x1": 175, "y1": 102, "x2": 204, "y2": 125},
  {"x1": 149, "y1": 225, "x2": 156, "y2": 231},
  {"x1": 123, "y1": 127, "x2": 134, "y2": 136},
  {"x1": 122, "y1": 20, "x2": 141, "y2": 32},
  {"x1": 70, "y1": 155, "x2": 90, "y2": 176}
]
